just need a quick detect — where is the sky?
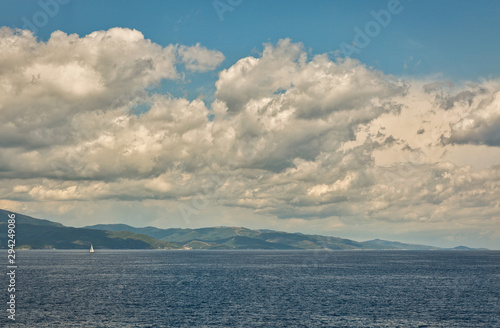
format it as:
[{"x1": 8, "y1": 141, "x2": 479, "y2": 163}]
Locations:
[{"x1": 0, "y1": 0, "x2": 499, "y2": 249}]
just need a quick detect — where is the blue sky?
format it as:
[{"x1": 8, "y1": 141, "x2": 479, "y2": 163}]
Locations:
[{"x1": 1, "y1": 1, "x2": 500, "y2": 248}]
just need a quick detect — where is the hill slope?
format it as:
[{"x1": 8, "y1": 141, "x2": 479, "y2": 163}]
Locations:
[
  {"x1": 85, "y1": 223, "x2": 466, "y2": 250},
  {"x1": 0, "y1": 209, "x2": 63, "y2": 227},
  {"x1": 0, "y1": 209, "x2": 182, "y2": 250},
  {"x1": 1, "y1": 209, "x2": 484, "y2": 250},
  {"x1": 361, "y1": 239, "x2": 441, "y2": 250}
]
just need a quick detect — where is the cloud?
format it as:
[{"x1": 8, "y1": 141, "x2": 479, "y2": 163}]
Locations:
[
  {"x1": 0, "y1": 27, "x2": 177, "y2": 150},
  {"x1": 0, "y1": 199, "x2": 25, "y2": 213},
  {"x1": 215, "y1": 38, "x2": 407, "y2": 118},
  {"x1": 0, "y1": 30, "x2": 499, "y2": 248},
  {"x1": 445, "y1": 88, "x2": 500, "y2": 146},
  {"x1": 178, "y1": 43, "x2": 225, "y2": 72},
  {"x1": 0, "y1": 27, "x2": 224, "y2": 152}
]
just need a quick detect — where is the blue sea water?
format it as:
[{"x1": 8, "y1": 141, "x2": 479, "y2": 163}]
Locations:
[{"x1": 1, "y1": 250, "x2": 499, "y2": 327}]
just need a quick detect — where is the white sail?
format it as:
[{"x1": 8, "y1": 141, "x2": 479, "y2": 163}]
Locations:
[{"x1": 90, "y1": 244, "x2": 95, "y2": 253}]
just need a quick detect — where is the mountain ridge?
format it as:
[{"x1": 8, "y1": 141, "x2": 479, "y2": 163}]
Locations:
[
  {"x1": 84, "y1": 223, "x2": 486, "y2": 251},
  {"x1": 0, "y1": 209, "x2": 487, "y2": 250},
  {"x1": 0, "y1": 209, "x2": 182, "y2": 250}
]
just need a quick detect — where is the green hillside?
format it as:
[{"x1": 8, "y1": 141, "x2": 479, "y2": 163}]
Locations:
[
  {"x1": 0, "y1": 209, "x2": 182, "y2": 250},
  {"x1": 1, "y1": 209, "x2": 483, "y2": 250},
  {"x1": 86, "y1": 223, "x2": 464, "y2": 250}
]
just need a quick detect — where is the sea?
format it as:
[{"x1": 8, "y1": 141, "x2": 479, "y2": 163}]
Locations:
[{"x1": 1, "y1": 250, "x2": 499, "y2": 327}]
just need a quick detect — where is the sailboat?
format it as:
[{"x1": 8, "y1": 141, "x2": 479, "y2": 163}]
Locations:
[{"x1": 90, "y1": 244, "x2": 95, "y2": 253}]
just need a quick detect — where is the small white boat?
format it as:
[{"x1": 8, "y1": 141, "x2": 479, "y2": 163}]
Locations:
[{"x1": 90, "y1": 244, "x2": 95, "y2": 253}]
